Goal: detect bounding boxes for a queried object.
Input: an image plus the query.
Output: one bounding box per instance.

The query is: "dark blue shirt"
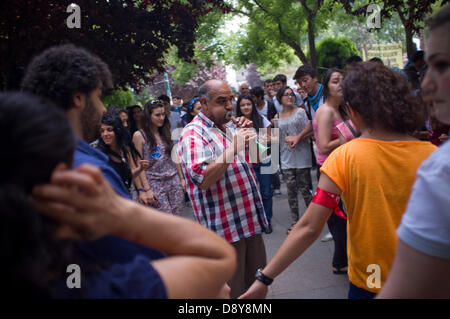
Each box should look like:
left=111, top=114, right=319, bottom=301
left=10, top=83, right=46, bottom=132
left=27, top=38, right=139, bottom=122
left=57, top=139, right=167, bottom=298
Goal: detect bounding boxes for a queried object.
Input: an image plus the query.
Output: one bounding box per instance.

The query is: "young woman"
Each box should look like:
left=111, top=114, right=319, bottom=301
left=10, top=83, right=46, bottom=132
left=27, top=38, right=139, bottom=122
left=378, top=5, right=450, bottom=298
left=127, top=105, right=144, bottom=136
left=275, top=86, right=313, bottom=233
left=133, top=100, right=186, bottom=215
left=312, top=69, right=350, bottom=275
left=118, top=109, right=129, bottom=130
left=236, top=94, right=274, bottom=234
left=181, top=97, right=202, bottom=127
left=97, top=114, right=155, bottom=204
left=240, top=62, right=436, bottom=299
left=1, top=91, right=236, bottom=298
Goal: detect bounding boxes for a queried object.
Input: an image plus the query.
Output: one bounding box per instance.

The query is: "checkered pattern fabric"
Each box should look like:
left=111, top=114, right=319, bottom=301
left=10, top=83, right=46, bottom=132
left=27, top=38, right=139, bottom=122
left=177, top=112, right=268, bottom=243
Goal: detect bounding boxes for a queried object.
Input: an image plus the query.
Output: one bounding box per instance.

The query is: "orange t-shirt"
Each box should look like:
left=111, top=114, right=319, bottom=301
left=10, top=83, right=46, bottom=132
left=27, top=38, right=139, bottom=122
left=321, top=138, right=436, bottom=293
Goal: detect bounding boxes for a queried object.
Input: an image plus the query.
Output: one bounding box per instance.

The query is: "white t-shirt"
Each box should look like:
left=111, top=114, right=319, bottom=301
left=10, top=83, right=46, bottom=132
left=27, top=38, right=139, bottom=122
left=256, top=101, right=268, bottom=119
left=261, top=115, right=271, bottom=128
left=397, top=140, right=450, bottom=259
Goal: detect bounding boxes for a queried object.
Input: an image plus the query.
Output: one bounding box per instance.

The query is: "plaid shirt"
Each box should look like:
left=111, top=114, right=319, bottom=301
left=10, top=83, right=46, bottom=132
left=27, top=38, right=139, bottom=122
left=177, top=112, right=268, bottom=243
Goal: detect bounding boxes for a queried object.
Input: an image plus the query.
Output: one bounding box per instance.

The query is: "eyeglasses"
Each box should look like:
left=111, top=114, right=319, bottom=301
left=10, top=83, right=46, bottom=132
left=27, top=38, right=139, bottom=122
left=282, top=93, right=295, bottom=97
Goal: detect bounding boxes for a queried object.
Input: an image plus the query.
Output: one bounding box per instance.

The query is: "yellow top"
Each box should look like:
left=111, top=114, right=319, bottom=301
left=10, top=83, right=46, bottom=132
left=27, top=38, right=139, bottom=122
left=321, top=138, right=436, bottom=293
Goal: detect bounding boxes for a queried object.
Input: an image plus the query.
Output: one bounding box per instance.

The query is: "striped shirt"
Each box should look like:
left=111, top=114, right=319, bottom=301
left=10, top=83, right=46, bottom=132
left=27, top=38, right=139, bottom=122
left=177, top=112, right=268, bottom=243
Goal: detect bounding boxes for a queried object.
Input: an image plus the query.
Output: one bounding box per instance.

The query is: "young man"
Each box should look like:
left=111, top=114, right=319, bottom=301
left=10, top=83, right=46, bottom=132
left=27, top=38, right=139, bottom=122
left=263, top=79, right=275, bottom=102
left=21, top=44, right=236, bottom=299
left=272, top=74, right=302, bottom=113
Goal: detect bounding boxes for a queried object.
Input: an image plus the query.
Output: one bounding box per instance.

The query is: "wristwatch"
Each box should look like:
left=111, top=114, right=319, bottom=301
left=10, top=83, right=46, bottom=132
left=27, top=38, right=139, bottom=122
left=255, top=268, right=273, bottom=286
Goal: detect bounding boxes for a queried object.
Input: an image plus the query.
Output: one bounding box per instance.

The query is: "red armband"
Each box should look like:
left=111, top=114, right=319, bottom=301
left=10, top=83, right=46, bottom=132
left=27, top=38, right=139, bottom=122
left=312, top=187, right=340, bottom=209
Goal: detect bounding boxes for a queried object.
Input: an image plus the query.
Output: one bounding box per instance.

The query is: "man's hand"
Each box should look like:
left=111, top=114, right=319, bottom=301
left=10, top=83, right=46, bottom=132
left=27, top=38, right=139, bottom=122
left=233, top=128, right=257, bottom=154
left=232, top=116, right=253, bottom=129
left=238, top=280, right=268, bottom=299
left=32, top=164, right=130, bottom=240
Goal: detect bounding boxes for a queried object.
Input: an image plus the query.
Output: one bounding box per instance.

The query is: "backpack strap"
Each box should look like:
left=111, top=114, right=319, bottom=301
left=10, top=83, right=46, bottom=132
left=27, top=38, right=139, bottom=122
left=344, top=120, right=361, bottom=138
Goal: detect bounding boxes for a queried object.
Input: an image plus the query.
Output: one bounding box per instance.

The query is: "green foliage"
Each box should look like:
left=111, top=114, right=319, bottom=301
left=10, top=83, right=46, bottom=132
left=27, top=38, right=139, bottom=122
left=0, top=0, right=228, bottom=90
left=103, top=89, right=136, bottom=108
left=317, top=37, right=360, bottom=69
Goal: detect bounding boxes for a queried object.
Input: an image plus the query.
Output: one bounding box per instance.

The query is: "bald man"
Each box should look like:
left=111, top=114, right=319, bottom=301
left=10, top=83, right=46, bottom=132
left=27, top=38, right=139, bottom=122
left=239, top=82, right=250, bottom=96
left=177, top=79, right=269, bottom=298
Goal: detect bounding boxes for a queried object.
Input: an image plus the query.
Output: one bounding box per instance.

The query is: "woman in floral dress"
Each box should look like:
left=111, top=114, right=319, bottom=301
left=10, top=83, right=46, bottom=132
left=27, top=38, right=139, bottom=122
left=132, top=100, right=186, bottom=215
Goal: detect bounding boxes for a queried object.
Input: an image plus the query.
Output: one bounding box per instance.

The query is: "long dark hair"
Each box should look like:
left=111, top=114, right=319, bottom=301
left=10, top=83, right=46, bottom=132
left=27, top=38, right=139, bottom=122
left=127, top=105, right=142, bottom=136
left=98, top=113, right=141, bottom=162
left=0, top=92, right=76, bottom=298
left=322, top=68, right=348, bottom=120
left=236, top=94, right=264, bottom=130
left=142, top=100, right=173, bottom=155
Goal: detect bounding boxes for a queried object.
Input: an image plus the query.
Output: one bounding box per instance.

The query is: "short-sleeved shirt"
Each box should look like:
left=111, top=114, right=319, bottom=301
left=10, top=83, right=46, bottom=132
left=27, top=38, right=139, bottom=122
left=320, top=138, right=436, bottom=293
left=278, top=108, right=312, bottom=169
left=71, top=139, right=166, bottom=297
left=397, top=140, right=450, bottom=259
left=53, top=256, right=167, bottom=298
left=177, top=112, right=268, bottom=243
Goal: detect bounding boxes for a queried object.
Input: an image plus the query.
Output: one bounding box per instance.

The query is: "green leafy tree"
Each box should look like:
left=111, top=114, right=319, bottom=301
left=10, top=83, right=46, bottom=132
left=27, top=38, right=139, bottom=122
left=228, top=0, right=335, bottom=70
left=316, top=37, right=360, bottom=78
left=335, top=0, right=449, bottom=57
left=0, top=0, right=229, bottom=90
left=103, top=89, right=136, bottom=108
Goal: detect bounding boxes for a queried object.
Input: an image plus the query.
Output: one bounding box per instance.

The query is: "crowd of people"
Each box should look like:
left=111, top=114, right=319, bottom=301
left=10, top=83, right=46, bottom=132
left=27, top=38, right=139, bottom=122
left=1, top=5, right=449, bottom=299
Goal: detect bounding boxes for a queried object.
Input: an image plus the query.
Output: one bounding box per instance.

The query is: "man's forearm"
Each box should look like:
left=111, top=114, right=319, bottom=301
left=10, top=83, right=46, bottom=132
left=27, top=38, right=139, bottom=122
left=199, top=145, right=236, bottom=190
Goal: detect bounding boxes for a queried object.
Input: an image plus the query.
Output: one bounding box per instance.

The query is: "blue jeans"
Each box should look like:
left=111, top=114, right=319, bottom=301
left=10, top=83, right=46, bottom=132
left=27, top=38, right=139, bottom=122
left=348, top=282, right=377, bottom=299
left=253, top=161, right=273, bottom=223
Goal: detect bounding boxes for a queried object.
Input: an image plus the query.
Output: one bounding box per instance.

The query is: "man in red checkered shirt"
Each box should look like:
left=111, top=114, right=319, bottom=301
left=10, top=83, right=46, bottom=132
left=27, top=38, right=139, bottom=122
left=177, top=79, right=269, bottom=298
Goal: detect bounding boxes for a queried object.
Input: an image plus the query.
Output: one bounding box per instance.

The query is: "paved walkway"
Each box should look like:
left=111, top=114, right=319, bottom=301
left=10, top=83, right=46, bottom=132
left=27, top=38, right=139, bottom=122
left=181, top=168, right=349, bottom=299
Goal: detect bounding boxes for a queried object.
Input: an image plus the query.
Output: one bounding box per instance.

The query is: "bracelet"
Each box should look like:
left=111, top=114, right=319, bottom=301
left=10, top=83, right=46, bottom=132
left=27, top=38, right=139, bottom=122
left=137, top=188, right=150, bottom=192
left=255, top=268, right=273, bottom=286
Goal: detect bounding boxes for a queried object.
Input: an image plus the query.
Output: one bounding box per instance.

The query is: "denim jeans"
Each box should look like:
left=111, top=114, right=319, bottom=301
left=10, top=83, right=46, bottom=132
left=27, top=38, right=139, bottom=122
left=253, top=161, right=273, bottom=223
left=348, top=282, right=377, bottom=299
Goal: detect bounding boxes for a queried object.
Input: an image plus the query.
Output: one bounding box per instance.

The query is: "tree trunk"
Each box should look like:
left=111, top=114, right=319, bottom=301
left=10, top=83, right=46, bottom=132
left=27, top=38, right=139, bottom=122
left=405, top=25, right=416, bottom=58
left=307, top=15, right=317, bottom=70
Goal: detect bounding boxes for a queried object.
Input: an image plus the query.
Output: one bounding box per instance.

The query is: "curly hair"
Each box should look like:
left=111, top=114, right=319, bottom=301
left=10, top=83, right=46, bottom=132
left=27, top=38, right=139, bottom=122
left=343, top=62, right=427, bottom=134
left=20, top=44, right=112, bottom=111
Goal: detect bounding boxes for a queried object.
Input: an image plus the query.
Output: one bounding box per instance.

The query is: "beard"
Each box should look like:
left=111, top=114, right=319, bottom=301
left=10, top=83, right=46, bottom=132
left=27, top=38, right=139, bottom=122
left=81, top=97, right=102, bottom=143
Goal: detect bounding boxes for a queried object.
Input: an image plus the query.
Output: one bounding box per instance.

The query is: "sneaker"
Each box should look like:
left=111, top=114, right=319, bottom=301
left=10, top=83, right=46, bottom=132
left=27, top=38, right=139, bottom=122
left=321, top=232, right=333, bottom=242
left=264, top=224, right=273, bottom=234
left=273, top=189, right=281, bottom=195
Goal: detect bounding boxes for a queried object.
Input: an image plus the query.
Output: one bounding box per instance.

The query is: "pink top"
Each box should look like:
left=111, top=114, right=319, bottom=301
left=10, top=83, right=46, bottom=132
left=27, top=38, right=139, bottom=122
left=336, top=120, right=359, bottom=142
left=313, top=117, right=343, bottom=165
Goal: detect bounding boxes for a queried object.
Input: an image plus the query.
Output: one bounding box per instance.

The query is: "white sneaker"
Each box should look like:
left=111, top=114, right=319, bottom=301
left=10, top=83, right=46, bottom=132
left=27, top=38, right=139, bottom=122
left=321, top=232, right=333, bottom=242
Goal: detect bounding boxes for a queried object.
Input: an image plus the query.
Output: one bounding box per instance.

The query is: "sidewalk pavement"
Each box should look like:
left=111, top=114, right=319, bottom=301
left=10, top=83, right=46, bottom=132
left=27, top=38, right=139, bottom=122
left=181, top=168, right=349, bottom=299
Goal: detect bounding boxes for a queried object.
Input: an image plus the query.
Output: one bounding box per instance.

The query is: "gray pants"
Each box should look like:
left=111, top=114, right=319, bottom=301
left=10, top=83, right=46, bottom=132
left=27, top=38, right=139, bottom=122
left=282, top=168, right=312, bottom=223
